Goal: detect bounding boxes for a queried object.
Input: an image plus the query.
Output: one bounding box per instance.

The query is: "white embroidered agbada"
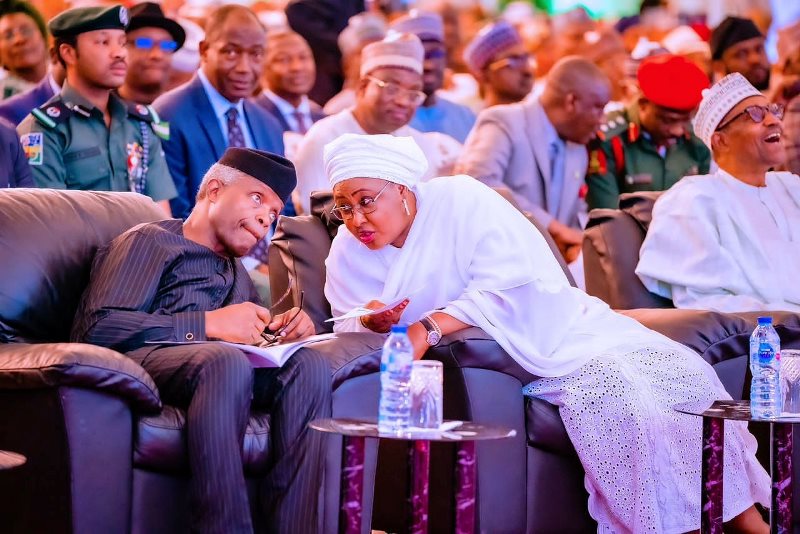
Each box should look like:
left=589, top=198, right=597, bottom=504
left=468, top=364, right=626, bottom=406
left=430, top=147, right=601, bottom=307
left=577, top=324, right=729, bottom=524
left=637, top=169, right=800, bottom=312
left=323, top=134, right=768, bottom=532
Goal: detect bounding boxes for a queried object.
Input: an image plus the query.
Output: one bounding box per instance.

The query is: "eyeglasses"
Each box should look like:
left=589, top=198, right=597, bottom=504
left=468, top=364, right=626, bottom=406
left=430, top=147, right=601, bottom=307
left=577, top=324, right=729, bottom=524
left=366, top=75, right=427, bottom=106
left=130, top=37, right=179, bottom=53
left=330, top=180, right=392, bottom=221
left=260, top=281, right=305, bottom=346
left=715, top=103, right=785, bottom=131
left=487, top=53, right=535, bottom=72
left=1, top=25, right=37, bottom=43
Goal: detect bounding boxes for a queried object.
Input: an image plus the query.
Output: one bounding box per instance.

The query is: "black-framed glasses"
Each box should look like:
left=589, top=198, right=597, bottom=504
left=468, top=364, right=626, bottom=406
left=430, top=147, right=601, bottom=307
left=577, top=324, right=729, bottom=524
left=130, top=37, right=178, bottom=53
left=715, top=103, right=785, bottom=131
left=260, top=290, right=305, bottom=346
left=366, top=75, right=427, bottom=106
left=330, top=180, right=392, bottom=221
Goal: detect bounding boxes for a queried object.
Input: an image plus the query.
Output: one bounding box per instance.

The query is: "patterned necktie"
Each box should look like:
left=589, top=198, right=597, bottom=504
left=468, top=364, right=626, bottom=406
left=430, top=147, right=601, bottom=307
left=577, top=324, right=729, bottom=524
left=293, top=110, right=309, bottom=134
left=225, top=107, right=245, bottom=148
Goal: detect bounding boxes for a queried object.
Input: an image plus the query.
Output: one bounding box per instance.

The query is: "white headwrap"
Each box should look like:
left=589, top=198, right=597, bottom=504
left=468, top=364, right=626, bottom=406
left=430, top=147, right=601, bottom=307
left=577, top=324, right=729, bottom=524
left=692, top=72, right=763, bottom=148
left=324, top=134, right=429, bottom=189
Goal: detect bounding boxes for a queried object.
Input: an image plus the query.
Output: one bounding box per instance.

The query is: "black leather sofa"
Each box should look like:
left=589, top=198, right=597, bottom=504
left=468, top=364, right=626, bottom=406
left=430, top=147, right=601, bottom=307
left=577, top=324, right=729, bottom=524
left=269, top=192, right=800, bottom=533
left=0, top=189, right=387, bottom=534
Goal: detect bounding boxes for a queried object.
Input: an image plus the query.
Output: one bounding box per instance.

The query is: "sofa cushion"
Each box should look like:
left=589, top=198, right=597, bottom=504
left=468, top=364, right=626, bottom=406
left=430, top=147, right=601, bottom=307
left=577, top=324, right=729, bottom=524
left=0, top=189, right=165, bottom=343
left=525, top=397, right=575, bottom=455
left=134, top=406, right=271, bottom=475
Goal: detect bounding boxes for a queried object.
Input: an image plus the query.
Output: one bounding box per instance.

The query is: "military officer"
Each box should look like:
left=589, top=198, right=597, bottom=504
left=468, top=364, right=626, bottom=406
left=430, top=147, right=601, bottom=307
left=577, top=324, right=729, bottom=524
left=586, top=54, right=711, bottom=210
left=17, top=4, right=175, bottom=216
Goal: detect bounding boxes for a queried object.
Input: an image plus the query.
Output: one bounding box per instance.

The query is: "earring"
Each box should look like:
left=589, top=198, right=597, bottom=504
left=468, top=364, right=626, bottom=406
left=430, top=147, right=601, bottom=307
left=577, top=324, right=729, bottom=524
left=402, top=198, right=410, bottom=216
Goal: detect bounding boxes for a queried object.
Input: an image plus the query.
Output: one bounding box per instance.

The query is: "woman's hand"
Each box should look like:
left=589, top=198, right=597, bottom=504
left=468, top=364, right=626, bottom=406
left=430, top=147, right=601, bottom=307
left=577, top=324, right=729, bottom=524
left=359, top=299, right=410, bottom=333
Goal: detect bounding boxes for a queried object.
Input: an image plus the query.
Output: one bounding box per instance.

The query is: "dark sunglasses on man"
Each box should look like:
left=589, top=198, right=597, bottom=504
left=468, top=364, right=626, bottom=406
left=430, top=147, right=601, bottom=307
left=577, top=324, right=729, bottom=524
left=130, top=36, right=179, bottom=53
left=715, top=102, right=785, bottom=131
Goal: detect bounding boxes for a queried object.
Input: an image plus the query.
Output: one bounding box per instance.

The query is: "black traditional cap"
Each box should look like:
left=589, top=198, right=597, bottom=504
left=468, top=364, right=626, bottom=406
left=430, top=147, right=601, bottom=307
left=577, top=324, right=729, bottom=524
left=218, top=148, right=297, bottom=204
left=127, top=2, right=186, bottom=50
left=49, top=5, right=128, bottom=39
left=710, top=16, right=764, bottom=60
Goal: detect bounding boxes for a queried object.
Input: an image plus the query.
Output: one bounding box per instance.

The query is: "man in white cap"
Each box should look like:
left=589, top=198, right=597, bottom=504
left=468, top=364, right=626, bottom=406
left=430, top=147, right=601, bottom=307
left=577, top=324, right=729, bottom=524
left=391, top=10, right=475, bottom=143
left=293, top=31, right=447, bottom=214
left=463, top=20, right=533, bottom=109
left=637, top=72, right=800, bottom=312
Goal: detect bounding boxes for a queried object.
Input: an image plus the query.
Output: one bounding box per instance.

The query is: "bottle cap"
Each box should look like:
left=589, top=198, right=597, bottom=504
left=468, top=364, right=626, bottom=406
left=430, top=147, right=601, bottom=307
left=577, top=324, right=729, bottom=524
left=390, top=325, right=408, bottom=333
left=757, top=316, right=772, bottom=325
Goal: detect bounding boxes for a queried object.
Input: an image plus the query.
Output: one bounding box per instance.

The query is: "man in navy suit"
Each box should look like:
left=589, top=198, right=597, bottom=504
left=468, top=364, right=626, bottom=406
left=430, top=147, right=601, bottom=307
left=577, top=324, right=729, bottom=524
left=0, top=52, right=64, bottom=125
left=255, top=30, right=325, bottom=135
left=153, top=5, right=284, bottom=220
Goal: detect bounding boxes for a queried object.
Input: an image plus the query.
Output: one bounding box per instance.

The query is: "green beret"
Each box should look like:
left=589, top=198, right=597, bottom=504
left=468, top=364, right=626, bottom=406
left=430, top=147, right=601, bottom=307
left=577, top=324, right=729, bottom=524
left=49, top=5, right=128, bottom=39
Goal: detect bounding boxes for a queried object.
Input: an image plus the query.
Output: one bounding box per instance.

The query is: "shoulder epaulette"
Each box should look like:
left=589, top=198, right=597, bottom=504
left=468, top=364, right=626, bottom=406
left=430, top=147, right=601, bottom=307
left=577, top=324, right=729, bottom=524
left=127, top=102, right=159, bottom=123
left=30, top=100, right=71, bottom=129
left=598, top=111, right=629, bottom=141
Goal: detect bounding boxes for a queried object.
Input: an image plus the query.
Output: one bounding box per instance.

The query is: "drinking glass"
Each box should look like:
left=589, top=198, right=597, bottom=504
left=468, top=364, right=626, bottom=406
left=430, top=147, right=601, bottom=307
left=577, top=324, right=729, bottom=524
left=410, top=360, right=443, bottom=429
left=782, top=350, right=800, bottom=415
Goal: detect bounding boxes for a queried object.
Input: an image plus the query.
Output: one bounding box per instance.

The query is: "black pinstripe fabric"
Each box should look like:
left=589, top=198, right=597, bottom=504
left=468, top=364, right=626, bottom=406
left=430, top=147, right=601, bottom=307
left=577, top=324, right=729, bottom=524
left=72, top=219, right=329, bottom=534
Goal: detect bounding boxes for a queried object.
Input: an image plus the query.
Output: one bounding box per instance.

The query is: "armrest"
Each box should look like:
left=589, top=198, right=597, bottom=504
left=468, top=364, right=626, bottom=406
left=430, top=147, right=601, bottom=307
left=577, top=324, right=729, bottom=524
left=299, top=332, right=384, bottom=389
left=428, top=327, right=538, bottom=385
left=621, top=308, right=756, bottom=366
left=0, top=342, right=161, bottom=413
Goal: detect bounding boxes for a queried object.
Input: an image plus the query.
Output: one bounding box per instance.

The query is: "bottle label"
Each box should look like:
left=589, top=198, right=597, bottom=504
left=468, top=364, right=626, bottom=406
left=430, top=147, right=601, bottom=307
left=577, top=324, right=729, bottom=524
left=758, top=343, right=776, bottom=364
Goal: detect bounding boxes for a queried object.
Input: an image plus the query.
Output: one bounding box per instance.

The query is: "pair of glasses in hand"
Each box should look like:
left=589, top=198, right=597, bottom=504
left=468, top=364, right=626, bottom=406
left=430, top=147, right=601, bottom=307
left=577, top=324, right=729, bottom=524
left=260, top=289, right=305, bottom=347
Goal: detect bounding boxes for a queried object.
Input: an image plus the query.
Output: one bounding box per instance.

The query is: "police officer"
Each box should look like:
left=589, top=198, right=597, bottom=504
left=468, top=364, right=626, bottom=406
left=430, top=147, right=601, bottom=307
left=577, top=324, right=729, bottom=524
left=17, top=4, right=175, bottom=216
left=586, top=54, right=711, bottom=210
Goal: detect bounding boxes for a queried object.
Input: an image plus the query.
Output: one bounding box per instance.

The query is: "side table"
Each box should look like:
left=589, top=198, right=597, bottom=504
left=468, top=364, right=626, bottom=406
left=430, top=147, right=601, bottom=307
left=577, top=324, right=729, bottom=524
left=0, top=450, right=26, bottom=471
left=309, top=418, right=516, bottom=534
left=675, top=399, right=795, bottom=534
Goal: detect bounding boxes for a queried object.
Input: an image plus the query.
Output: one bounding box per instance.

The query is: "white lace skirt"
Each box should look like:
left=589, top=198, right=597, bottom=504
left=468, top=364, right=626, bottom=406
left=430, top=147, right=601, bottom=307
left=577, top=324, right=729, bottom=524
left=523, top=344, right=770, bottom=534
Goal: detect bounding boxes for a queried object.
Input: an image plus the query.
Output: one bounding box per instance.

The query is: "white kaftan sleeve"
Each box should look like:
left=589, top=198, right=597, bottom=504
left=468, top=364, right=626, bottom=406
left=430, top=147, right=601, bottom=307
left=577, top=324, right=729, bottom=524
left=636, top=187, right=770, bottom=312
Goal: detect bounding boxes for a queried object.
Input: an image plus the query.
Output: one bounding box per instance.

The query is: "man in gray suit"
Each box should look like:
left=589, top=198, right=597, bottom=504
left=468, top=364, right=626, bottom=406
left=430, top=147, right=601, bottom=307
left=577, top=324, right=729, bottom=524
left=455, top=56, right=610, bottom=264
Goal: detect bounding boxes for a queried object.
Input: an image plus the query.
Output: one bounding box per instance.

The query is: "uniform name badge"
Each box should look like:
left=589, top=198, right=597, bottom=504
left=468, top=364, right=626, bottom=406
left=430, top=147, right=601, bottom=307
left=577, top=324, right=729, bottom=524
left=625, top=173, right=653, bottom=186
left=20, top=133, right=44, bottom=165
left=127, top=141, right=144, bottom=184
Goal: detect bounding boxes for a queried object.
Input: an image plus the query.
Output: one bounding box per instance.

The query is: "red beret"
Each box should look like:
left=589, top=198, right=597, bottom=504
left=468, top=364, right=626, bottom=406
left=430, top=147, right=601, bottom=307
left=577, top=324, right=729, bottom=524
left=637, top=54, right=710, bottom=112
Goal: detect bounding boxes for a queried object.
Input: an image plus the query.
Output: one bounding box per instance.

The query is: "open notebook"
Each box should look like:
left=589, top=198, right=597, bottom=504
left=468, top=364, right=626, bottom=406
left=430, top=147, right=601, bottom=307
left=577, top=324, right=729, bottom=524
left=145, top=333, right=337, bottom=368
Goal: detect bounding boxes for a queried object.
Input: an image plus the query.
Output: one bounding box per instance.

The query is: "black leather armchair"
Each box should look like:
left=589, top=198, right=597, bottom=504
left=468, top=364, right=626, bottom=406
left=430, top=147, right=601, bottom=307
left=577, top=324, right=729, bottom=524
left=0, top=189, right=385, bottom=534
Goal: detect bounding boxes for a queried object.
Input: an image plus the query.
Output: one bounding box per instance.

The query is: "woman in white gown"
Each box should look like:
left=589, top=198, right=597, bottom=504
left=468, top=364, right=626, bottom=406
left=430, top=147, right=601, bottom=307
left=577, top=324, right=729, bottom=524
left=322, top=133, right=770, bottom=533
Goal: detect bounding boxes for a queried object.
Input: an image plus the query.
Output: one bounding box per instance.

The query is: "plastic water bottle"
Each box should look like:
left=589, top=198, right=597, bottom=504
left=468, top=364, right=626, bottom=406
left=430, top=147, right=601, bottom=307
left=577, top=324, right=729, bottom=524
left=378, top=325, right=414, bottom=433
left=750, top=316, right=782, bottom=418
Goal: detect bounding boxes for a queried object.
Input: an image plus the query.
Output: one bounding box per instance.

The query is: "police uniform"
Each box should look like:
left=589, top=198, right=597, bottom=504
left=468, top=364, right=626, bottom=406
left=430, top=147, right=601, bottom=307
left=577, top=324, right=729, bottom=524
left=16, top=5, right=176, bottom=202
left=585, top=54, right=711, bottom=210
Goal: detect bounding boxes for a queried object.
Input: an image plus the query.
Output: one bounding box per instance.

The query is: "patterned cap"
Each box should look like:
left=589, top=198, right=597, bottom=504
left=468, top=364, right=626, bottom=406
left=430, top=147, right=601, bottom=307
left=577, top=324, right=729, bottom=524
left=692, top=73, right=762, bottom=148
left=390, top=10, right=444, bottom=42
left=360, top=32, right=424, bottom=78
left=338, top=13, right=388, bottom=58
left=49, top=4, right=128, bottom=38
left=463, top=21, right=522, bottom=74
